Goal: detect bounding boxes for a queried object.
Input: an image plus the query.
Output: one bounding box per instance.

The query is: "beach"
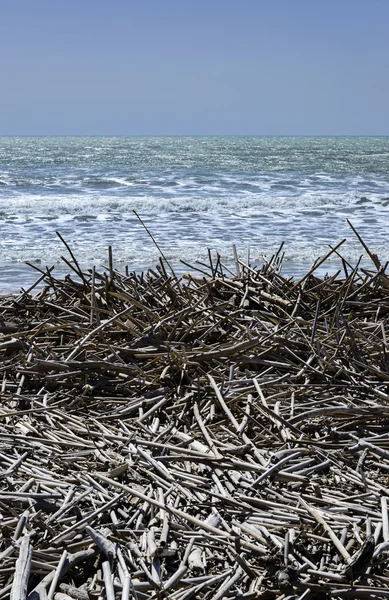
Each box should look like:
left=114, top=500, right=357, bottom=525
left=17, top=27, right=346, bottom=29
left=2, top=239, right=389, bottom=598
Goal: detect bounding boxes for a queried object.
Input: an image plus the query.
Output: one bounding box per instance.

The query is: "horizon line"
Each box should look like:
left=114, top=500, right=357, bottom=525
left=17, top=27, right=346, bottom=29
left=1, top=133, right=389, bottom=138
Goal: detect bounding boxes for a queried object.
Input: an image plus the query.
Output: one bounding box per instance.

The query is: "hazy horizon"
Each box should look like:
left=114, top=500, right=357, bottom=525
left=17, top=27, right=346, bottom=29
left=1, top=134, right=389, bottom=138
left=1, top=0, right=388, bottom=136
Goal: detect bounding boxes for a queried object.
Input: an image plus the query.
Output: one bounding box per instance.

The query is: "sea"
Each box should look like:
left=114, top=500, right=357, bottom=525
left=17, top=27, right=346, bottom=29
left=0, top=136, right=388, bottom=292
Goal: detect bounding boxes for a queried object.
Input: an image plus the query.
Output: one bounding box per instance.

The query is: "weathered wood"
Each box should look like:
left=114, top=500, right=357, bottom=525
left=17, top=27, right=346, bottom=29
left=10, top=534, right=32, bottom=600
left=1, top=232, right=389, bottom=598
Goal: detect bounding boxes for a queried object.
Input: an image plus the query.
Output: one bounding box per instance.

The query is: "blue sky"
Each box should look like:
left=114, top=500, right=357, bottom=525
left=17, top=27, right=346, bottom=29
left=1, top=0, right=388, bottom=135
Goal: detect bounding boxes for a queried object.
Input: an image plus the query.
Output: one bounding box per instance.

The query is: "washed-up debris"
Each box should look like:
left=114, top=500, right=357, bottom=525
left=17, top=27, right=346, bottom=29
left=1, top=226, right=389, bottom=599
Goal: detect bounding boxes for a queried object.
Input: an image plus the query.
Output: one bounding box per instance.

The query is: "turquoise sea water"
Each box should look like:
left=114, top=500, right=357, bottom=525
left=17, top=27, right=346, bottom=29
left=0, top=136, right=388, bottom=291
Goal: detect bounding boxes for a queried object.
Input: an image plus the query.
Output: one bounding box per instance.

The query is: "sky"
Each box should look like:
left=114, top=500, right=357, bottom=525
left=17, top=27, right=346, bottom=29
left=1, top=0, right=388, bottom=135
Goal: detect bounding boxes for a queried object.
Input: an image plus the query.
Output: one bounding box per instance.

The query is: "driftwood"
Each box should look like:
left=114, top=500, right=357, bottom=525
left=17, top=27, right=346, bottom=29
left=1, top=228, right=389, bottom=598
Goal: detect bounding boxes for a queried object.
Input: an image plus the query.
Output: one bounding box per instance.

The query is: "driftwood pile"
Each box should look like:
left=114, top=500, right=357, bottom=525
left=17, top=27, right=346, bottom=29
left=1, top=232, right=389, bottom=599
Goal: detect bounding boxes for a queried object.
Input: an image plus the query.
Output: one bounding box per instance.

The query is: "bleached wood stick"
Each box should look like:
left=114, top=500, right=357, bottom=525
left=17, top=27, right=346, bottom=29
left=11, top=534, right=32, bottom=600
left=300, top=498, right=352, bottom=565
left=48, top=551, right=68, bottom=600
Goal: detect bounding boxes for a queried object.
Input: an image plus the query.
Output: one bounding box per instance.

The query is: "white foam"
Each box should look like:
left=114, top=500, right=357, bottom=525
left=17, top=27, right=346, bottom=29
left=0, top=188, right=379, bottom=217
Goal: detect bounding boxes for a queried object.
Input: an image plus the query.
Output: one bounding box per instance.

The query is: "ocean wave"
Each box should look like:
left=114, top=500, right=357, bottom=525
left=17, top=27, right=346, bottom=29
left=0, top=190, right=386, bottom=218
left=0, top=166, right=388, bottom=193
left=82, top=177, right=136, bottom=187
